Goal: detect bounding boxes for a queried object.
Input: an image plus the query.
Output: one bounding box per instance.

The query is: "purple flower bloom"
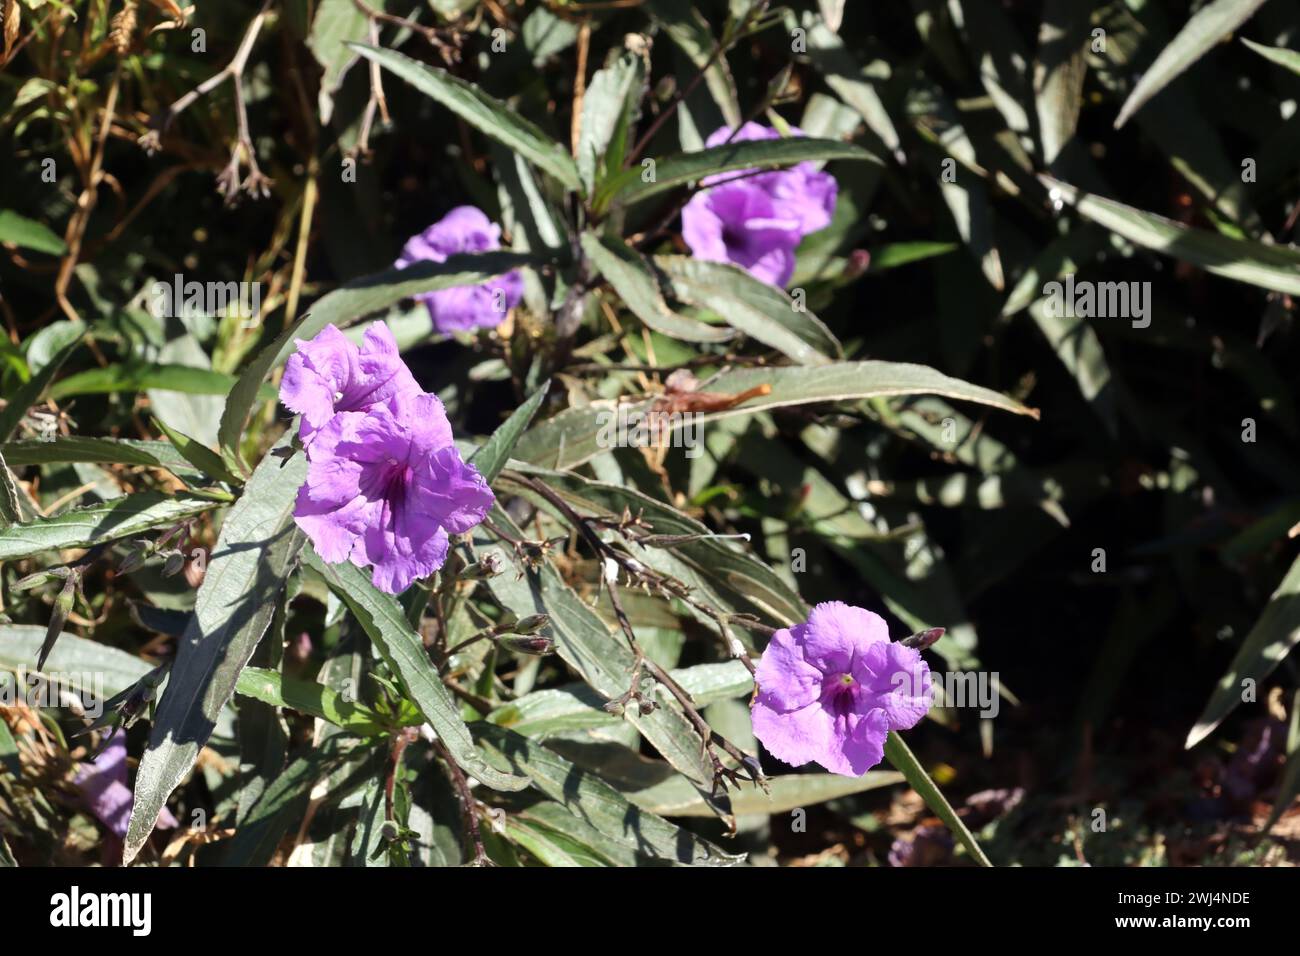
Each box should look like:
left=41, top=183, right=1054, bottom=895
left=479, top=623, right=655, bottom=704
left=396, top=206, right=524, bottom=333
left=681, top=123, right=838, bottom=288
left=291, top=390, right=494, bottom=594
left=751, top=601, right=931, bottom=776
left=75, top=730, right=177, bottom=839
left=279, top=322, right=421, bottom=446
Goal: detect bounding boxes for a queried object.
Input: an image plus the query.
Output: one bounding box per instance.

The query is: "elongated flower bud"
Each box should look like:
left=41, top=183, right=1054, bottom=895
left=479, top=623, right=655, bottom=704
left=498, top=634, right=556, bottom=656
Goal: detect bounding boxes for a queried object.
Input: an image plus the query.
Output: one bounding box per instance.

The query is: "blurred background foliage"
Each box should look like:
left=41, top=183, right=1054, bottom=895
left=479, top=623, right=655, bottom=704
left=1, top=0, right=1299, bottom=866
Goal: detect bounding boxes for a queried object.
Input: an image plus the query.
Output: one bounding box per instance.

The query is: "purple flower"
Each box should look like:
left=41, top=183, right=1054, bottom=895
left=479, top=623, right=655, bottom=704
left=888, top=824, right=954, bottom=867
left=681, top=123, right=838, bottom=288
left=751, top=601, right=931, bottom=776
left=280, top=322, right=421, bottom=446
left=291, top=390, right=494, bottom=594
left=75, top=730, right=177, bottom=839
left=396, top=206, right=524, bottom=333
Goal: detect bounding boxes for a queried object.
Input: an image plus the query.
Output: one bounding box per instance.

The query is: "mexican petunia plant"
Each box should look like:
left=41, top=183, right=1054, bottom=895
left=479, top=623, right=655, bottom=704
left=0, top=0, right=1097, bottom=868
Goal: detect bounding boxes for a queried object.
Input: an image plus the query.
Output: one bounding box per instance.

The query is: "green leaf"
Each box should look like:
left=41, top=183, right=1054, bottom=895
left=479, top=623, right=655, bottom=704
left=648, top=0, right=741, bottom=131
left=124, top=442, right=308, bottom=864
left=467, top=380, right=550, bottom=484
left=221, top=738, right=365, bottom=866
left=0, top=209, right=67, bottom=255
left=475, top=724, right=741, bottom=865
left=47, top=363, right=270, bottom=401
left=0, top=337, right=80, bottom=442
left=1241, top=37, right=1300, bottom=76
left=0, top=624, right=151, bottom=698
left=349, top=44, right=582, bottom=191
left=868, top=241, right=959, bottom=271
left=151, top=418, right=243, bottom=485
left=0, top=492, right=220, bottom=562
left=0, top=450, right=21, bottom=528
left=307, top=0, right=370, bottom=125
left=595, top=136, right=880, bottom=211
left=635, top=768, right=904, bottom=817
left=502, top=468, right=805, bottom=627
left=655, top=255, right=842, bottom=363
left=1034, top=0, right=1091, bottom=165
left=489, top=661, right=753, bottom=737
left=883, top=732, right=992, bottom=866
left=1045, top=176, right=1300, bottom=296
left=803, top=17, right=903, bottom=159
left=249, top=254, right=534, bottom=373
left=580, top=233, right=732, bottom=343
left=1114, top=0, right=1269, bottom=129
left=1187, top=554, right=1300, bottom=749
left=577, top=51, right=646, bottom=194
left=217, top=311, right=313, bottom=475
left=234, top=666, right=394, bottom=736
left=0, top=437, right=195, bottom=471
left=475, top=505, right=721, bottom=793
left=514, top=360, right=1038, bottom=469
left=305, top=550, right=531, bottom=793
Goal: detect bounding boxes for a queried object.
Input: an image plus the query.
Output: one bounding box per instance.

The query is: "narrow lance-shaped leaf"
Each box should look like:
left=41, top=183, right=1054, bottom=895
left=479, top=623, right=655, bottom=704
left=467, top=380, right=550, bottom=484
left=252, top=255, right=534, bottom=376
left=349, top=43, right=582, bottom=191
left=475, top=724, right=740, bottom=865
left=1045, top=175, right=1300, bottom=297
left=595, top=137, right=881, bottom=212
left=580, top=233, right=732, bottom=343
left=475, top=505, right=723, bottom=796
left=0, top=624, right=152, bottom=698
left=1187, top=554, right=1300, bottom=749
left=514, top=361, right=1038, bottom=469
left=0, top=337, right=80, bottom=442
left=218, top=310, right=314, bottom=475
left=234, top=666, right=395, bottom=736
left=49, top=364, right=272, bottom=402
left=0, top=449, right=20, bottom=528
left=576, top=51, right=645, bottom=194
left=1241, top=37, right=1300, bottom=76
left=1114, top=0, right=1269, bottom=129
left=151, top=417, right=243, bottom=486
left=0, top=209, right=67, bottom=255
left=305, top=550, right=531, bottom=793
left=0, top=493, right=220, bottom=562
left=0, top=437, right=197, bottom=471
left=883, top=731, right=992, bottom=867
left=124, top=441, right=308, bottom=864
left=655, top=255, right=842, bottom=363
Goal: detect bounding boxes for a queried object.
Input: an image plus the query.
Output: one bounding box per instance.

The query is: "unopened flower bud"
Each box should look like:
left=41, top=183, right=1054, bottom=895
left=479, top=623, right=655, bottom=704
left=12, top=568, right=65, bottom=592
left=498, top=634, right=556, bottom=656
left=161, top=550, right=186, bottom=577
left=514, top=613, right=549, bottom=635
left=603, top=699, right=626, bottom=717
left=901, top=627, right=944, bottom=651
left=117, top=541, right=152, bottom=576
left=463, top=553, right=504, bottom=579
